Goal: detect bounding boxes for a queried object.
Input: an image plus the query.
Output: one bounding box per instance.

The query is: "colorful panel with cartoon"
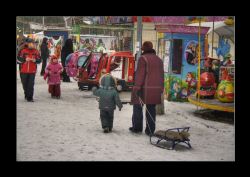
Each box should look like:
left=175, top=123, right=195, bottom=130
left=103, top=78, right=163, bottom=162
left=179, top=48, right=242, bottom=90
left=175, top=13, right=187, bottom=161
left=164, top=33, right=205, bottom=101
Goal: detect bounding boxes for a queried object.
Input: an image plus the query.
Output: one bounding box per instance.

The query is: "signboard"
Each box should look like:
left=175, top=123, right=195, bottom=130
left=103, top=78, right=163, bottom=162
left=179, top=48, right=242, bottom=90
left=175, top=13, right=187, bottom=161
left=164, top=40, right=171, bottom=73
left=79, top=35, right=117, bottom=52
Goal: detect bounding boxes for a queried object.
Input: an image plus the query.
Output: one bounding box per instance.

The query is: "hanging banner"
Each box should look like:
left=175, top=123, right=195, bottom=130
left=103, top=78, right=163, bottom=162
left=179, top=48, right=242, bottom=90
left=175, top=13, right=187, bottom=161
left=79, top=35, right=117, bottom=52
left=46, top=36, right=63, bottom=60
left=98, top=16, right=133, bottom=24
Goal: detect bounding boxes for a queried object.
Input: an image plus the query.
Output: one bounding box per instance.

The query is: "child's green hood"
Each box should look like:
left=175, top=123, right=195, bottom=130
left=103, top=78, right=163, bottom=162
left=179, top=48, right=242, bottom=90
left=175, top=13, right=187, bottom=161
left=100, top=74, right=116, bottom=90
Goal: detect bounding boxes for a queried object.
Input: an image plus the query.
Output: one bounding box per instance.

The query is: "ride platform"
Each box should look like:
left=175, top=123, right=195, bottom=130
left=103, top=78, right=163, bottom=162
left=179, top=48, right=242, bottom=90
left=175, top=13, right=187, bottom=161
left=188, top=93, right=234, bottom=112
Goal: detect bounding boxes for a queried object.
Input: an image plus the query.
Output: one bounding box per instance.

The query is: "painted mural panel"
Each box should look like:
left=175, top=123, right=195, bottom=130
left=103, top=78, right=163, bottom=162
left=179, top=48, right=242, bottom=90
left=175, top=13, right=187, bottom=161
left=185, top=40, right=198, bottom=65
left=164, top=33, right=205, bottom=101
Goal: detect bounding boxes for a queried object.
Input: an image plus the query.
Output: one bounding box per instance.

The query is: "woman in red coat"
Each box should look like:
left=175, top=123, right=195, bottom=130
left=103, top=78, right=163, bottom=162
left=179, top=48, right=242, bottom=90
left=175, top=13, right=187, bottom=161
left=17, top=38, right=41, bottom=102
left=129, top=41, right=164, bottom=135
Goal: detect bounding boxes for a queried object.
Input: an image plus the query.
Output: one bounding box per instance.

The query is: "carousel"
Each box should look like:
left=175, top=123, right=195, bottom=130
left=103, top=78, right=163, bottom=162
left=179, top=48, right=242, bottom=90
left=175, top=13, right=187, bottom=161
left=187, top=16, right=234, bottom=113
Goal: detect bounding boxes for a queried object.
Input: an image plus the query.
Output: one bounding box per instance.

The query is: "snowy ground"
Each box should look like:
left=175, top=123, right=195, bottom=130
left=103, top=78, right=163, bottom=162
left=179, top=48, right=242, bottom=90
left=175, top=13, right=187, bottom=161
left=17, top=65, right=235, bottom=161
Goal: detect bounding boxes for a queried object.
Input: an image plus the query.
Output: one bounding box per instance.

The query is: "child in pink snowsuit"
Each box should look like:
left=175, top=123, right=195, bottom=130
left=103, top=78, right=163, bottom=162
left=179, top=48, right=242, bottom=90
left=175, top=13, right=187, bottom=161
left=44, top=55, right=63, bottom=98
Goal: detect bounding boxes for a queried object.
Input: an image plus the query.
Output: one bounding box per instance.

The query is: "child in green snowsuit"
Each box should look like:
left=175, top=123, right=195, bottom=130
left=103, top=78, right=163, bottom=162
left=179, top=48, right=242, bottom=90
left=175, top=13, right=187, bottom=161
left=93, top=74, right=123, bottom=133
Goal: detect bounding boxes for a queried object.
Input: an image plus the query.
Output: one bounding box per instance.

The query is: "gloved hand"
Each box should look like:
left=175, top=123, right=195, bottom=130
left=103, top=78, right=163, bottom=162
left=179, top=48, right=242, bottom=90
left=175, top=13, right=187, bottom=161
left=26, top=57, right=31, bottom=62
left=136, top=90, right=142, bottom=97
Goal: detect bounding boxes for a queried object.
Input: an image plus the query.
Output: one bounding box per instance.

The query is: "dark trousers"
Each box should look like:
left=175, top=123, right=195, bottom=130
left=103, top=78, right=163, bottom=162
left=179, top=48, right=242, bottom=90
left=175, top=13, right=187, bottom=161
left=19, top=64, right=21, bottom=78
left=62, top=68, right=70, bottom=82
left=48, top=84, right=61, bottom=97
left=132, top=104, right=156, bottom=134
left=40, top=58, right=47, bottom=75
left=100, top=109, right=114, bottom=129
left=20, top=73, right=35, bottom=100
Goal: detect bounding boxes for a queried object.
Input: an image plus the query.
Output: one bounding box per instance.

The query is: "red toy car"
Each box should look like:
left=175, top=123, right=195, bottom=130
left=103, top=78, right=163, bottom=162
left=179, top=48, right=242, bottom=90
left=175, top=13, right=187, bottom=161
left=77, top=51, right=135, bottom=91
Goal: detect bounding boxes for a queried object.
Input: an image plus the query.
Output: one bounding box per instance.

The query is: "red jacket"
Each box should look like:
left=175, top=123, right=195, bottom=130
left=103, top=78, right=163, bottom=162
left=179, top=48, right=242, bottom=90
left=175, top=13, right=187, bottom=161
left=17, top=48, right=41, bottom=73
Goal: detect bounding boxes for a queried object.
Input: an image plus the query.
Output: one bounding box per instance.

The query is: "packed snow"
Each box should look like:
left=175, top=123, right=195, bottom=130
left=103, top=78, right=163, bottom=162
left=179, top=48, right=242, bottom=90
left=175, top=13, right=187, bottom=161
left=17, top=65, right=235, bottom=161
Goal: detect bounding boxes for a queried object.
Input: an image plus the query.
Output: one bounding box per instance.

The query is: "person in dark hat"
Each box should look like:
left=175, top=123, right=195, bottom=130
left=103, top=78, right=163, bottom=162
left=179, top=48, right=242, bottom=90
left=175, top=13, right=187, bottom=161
left=129, top=41, right=164, bottom=136
left=61, top=39, right=73, bottom=82
left=40, top=37, right=49, bottom=76
left=17, top=38, right=41, bottom=102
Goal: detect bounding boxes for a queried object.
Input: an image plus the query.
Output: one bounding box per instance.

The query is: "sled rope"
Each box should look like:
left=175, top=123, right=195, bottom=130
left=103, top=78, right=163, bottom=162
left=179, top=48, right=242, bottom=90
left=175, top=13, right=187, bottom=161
left=138, top=96, right=156, bottom=135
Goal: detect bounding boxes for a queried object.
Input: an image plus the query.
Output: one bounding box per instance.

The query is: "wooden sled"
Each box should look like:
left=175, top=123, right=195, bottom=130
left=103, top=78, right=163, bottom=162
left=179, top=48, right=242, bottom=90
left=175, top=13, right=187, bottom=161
left=150, top=127, right=192, bottom=150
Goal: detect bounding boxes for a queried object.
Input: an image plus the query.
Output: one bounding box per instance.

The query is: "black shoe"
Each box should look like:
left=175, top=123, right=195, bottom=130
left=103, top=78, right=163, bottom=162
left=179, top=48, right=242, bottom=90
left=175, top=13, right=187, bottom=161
left=145, top=131, right=152, bottom=136
left=109, top=128, right=112, bottom=132
left=103, top=127, right=109, bottom=133
left=26, top=96, right=34, bottom=102
left=129, top=127, right=141, bottom=133
left=25, top=96, right=27, bottom=100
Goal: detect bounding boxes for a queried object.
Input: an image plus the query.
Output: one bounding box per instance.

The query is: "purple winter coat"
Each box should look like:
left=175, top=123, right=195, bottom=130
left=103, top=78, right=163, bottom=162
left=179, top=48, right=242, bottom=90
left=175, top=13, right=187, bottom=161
left=131, top=52, right=164, bottom=105
left=45, top=62, right=63, bottom=85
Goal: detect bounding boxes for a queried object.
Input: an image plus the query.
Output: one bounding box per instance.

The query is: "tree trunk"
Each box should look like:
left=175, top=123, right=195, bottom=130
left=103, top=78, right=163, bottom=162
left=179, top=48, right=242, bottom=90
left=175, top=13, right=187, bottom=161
left=156, top=93, right=165, bottom=115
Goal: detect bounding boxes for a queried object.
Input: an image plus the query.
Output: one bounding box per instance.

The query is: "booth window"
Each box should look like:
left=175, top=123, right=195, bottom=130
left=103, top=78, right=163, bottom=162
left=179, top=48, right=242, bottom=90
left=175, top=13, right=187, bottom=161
left=172, top=39, right=183, bottom=74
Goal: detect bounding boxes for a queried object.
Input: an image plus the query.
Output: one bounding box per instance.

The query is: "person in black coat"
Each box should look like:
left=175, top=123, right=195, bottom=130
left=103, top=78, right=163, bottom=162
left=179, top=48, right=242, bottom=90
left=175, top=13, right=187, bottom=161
left=40, top=37, right=49, bottom=76
left=61, top=39, right=74, bottom=82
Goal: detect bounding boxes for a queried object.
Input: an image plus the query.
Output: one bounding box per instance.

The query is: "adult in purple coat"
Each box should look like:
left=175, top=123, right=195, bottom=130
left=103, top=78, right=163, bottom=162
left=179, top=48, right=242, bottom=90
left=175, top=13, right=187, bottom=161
left=129, top=41, right=164, bottom=135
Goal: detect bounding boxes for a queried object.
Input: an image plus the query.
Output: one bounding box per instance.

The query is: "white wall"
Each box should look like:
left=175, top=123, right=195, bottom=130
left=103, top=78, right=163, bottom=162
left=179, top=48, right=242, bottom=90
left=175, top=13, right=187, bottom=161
left=133, top=22, right=157, bottom=55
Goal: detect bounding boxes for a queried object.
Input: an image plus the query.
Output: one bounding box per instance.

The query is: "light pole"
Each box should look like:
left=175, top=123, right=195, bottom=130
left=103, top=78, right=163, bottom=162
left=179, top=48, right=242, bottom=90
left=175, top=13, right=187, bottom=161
left=135, top=16, right=142, bottom=71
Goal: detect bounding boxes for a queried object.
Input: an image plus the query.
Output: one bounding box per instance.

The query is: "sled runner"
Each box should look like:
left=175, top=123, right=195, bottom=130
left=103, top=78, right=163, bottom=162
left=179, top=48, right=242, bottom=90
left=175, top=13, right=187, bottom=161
left=150, top=127, right=192, bottom=150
